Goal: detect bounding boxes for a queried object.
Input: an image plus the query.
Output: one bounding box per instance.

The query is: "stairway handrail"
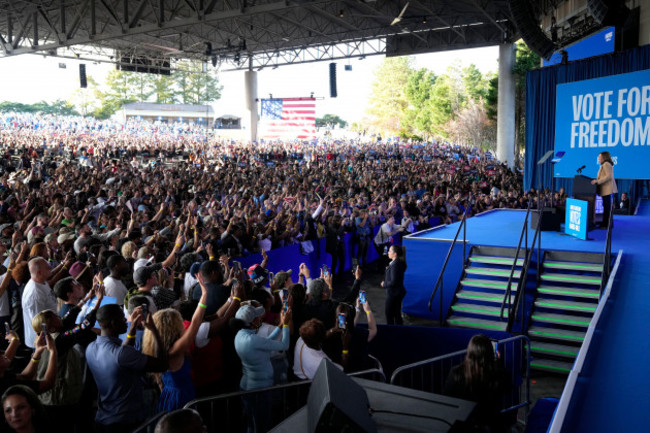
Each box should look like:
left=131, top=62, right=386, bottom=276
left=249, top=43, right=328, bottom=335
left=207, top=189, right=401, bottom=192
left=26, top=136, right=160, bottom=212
left=600, top=203, right=614, bottom=296
left=507, top=203, right=543, bottom=332
left=428, top=210, right=469, bottom=325
left=500, top=205, right=532, bottom=322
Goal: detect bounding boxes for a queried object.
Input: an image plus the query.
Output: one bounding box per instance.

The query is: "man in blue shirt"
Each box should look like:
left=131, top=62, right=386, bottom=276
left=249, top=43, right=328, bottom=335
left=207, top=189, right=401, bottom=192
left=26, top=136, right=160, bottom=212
left=86, top=304, right=168, bottom=432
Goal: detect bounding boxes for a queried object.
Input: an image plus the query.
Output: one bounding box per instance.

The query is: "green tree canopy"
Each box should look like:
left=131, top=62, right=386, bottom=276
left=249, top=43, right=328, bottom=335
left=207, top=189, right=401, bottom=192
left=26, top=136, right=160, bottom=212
left=316, top=114, right=347, bottom=128
left=366, top=56, right=414, bottom=135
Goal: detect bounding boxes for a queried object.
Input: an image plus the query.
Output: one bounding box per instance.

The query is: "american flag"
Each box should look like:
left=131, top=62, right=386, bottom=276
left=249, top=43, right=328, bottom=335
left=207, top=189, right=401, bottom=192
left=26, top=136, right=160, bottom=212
left=260, top=97, right=316, bottom=139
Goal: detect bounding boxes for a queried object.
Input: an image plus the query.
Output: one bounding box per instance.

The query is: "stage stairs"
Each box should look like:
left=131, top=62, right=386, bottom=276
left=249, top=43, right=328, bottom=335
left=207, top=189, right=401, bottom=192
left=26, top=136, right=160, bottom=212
left=446, top=245, right=525, bottom=332
left=528, top=250, right=605, bottom=374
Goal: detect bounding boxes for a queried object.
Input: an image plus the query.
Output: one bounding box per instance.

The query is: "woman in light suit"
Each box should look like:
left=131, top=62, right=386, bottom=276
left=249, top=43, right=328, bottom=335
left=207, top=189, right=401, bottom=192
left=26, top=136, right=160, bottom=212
left=591, top=151, right=617, bottom=228
left=381, top=245, right=407, bottom=325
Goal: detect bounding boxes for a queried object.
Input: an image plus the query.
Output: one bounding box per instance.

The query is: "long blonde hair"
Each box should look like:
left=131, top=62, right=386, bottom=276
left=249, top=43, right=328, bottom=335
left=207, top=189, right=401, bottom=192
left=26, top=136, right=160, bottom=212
left=142, top=308, right=185, bottom=357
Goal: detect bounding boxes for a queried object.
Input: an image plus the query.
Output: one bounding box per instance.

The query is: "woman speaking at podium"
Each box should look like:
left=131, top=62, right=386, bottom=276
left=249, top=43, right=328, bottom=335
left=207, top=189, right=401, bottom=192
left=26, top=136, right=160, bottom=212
left=591, top=151, right=617, bottom=228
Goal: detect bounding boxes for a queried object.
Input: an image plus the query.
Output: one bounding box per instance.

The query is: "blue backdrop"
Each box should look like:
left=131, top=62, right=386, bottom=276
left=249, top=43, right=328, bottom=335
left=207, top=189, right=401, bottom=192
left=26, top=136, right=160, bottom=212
left=553, top=69, right=650, bottom=179
left=524, top=45, right=650, bottom=203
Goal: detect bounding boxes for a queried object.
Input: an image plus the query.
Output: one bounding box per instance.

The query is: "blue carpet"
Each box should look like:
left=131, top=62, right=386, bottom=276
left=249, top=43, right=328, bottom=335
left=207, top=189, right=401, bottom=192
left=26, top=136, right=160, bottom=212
left=560, top=201, right=650, bottom=433
left=410, top=207, right=650, bottom=431
left=412, top=209, right=624, bottom=254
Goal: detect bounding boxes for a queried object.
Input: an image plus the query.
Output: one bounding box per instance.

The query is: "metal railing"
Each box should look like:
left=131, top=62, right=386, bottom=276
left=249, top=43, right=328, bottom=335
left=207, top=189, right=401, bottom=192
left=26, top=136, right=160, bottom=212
left=390, top=335, right=531, bottom=417
left=500, top=205, right=532, bottom=323
left=506, top=205, right=543, bottom=332
left=428, top=210, right=469, bottom=325
left=132, top=368, right=385, bottom=433
left=600, top=202, right=614, bottom=296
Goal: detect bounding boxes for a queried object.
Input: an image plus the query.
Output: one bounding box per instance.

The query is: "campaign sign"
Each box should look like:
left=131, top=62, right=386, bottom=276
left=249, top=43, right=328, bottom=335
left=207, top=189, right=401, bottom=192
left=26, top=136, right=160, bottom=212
left=565, top=198, right=588, bottom=240
left=553, top=69, right=650, bottom=179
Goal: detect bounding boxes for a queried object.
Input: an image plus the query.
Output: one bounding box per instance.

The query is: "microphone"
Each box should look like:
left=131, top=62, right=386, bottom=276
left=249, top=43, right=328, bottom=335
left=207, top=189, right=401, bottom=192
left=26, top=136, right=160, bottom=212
left=576, top=165, right=586, bottom=174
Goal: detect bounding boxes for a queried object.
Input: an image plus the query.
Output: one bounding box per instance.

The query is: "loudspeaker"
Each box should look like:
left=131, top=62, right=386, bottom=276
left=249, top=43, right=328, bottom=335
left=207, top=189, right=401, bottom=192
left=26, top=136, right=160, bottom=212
left=307, top=360, right=376, bottom=433
left=79, top=64, right=87, bottom=88
left=329, top=62, right=337, bottom=98
left=531, top=208, right=562, bottom=231
left=508, top=0, right=556, bottom=60
left=587, top=0, right=630, bottom=26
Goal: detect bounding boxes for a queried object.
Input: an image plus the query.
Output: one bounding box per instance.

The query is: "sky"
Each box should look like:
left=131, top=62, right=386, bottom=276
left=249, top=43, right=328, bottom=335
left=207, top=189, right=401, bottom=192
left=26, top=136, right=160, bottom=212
left=0, top=46, right=499, bottom=123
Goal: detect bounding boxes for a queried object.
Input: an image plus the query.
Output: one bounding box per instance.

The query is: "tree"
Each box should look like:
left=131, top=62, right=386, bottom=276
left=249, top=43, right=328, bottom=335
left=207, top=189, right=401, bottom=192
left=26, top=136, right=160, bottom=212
left=316, top=114, right=347, bottom=128
left=447, top=102, right=495, bottom=149
left=463, top=64, right=489, bottom=103
left=101, top=69, right=139, bottom=115
left=150, top=74, right=179, bottom=104
left=402, top=68, right=437, bottom=139
left=176, top=61, right=222, bottom=104
left=365, top=56, right=414, bottom=135
left=69, top=76, right=103, bottom=116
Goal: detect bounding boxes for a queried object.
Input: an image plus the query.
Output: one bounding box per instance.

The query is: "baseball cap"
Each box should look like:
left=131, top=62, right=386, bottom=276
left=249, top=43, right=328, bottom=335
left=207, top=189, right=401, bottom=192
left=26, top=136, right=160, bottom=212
left=133, top=263, right=162, bottom=287
left=274, top=270, right=293, bottom=288
left=235, top=304, right=266, bottom=326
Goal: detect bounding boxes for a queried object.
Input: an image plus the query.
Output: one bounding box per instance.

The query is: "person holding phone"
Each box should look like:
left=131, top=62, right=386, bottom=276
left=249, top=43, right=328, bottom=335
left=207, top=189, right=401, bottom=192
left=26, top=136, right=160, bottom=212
left=591, top=151, right=618, bottom=228
left=231, top=301, right=292, bottom=433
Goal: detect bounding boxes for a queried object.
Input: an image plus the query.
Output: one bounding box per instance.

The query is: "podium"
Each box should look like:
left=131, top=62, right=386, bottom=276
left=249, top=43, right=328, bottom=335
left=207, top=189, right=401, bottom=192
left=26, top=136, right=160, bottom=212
left=573, top=175, right=597, bottom=230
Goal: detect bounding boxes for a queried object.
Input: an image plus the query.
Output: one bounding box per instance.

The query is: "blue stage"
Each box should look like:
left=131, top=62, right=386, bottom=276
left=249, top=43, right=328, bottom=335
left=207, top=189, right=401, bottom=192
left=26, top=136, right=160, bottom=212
left=402, top=205, right=650, bottom=432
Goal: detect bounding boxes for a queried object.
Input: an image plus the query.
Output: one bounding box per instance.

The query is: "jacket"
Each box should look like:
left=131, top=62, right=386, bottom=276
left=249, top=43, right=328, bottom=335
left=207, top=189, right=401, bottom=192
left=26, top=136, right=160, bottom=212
left=596, top=161, right=617, bottom=196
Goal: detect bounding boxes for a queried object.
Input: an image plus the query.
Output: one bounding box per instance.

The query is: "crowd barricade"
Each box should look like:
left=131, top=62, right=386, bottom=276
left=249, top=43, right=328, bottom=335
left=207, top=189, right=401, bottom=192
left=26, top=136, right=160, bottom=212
left=234, top=225, right=403, bottom=279
left=132, top=368, right=385, bottom=433
left=389, top=334, right=530, bottom=416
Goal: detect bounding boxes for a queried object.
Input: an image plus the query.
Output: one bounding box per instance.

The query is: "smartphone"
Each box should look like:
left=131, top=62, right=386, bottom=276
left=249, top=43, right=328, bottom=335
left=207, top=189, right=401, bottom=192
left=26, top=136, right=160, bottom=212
left=233, top=260, right=242, bottom=273
left=359, top=290, right=366, bottom=304
left=41, top=323, right=48, bottom=334
left=337, top=313, right=346, bottom=329
left=490, top=339, right=498, bottom=357
left=141, top=303, right=149, bottom=318
left=4, top=322, right=10, bottom=334
left=281, top=289, right=289, bottom=303
left=322, top=264, right=330, bottom=278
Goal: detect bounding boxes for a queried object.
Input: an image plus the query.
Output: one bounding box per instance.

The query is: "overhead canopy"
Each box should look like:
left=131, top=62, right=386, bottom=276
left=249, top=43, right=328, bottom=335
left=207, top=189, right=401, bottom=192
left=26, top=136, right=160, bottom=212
left=0, top=0, right=519, bottom=70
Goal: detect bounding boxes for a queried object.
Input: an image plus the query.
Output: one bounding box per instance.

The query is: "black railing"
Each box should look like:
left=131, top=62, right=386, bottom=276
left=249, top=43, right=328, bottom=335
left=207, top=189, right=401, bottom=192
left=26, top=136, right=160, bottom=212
left=500, top=205, right=532, bottom=322
left=600, top=202, right=614, bottom=296
left=428, top=210, right=468, bottom=326
left=506, top=206, right=543, bottom=332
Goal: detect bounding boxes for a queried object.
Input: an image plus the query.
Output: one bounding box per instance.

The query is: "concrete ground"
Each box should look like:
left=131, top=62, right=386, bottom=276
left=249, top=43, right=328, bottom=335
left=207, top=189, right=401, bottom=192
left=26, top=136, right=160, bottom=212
left=331, top=265, right=567, bottom=428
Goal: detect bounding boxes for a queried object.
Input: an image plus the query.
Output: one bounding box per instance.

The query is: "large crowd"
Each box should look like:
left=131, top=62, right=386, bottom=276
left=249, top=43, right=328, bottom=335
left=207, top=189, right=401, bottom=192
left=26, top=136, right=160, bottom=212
left=0, top=112, right=541, bottom=432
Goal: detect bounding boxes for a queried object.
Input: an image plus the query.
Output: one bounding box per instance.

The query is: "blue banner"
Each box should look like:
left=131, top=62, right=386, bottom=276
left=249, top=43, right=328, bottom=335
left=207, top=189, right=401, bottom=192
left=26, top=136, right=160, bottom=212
left=544, top=27, right=615, bottom=67
left=553, top=69, right=650, bottom=179
left=565, top=198, right=588, bottom=240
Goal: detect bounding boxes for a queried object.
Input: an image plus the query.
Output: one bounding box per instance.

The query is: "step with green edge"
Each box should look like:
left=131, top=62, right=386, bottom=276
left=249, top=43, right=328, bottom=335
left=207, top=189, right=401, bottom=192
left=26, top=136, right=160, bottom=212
left=470, top=255, right=524, bottom=267
left=528, top=326, right=585, bottom=343
left=531, top=312, right=591, bottom=327
left=544, top=260, right=603, bottom=272
left=534, top=298, right=597, bottom=313
left=530, top=342, right=580, bottom=359
left=530, top=358, right=574, bottom=374
left=446, top=316, right=507, bottom=331
left=541, top=273, right=601, bottom=285
left=460, top=278, right=515, bottom=292
left=465, top=267, right=521, bottom=279
left=456, top=290, right=505, bottom=304
left=450, top=303, right=509, bottom=318
left=537, top=285, right=600, bottom=300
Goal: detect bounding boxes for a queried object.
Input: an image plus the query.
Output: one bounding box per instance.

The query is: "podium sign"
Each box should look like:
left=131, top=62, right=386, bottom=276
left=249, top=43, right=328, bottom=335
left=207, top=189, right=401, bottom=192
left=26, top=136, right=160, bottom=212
left=566, top=198, right=588, bottom=240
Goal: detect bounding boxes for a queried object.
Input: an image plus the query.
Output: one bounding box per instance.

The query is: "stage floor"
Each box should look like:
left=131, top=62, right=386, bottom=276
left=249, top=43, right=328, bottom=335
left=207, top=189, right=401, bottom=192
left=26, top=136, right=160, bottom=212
left=409, top=206, right=650, bottom=432
left=410, top=208, right=632, bottom=255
